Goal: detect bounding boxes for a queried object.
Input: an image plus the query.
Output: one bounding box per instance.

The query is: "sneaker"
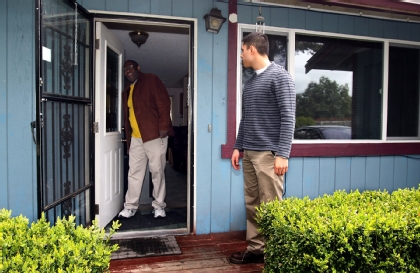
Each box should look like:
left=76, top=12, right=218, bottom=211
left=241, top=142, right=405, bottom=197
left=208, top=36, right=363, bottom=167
left=229, top=250, right=264, bottom=264
left=154, top=208, right=166, bottom=218
left=118, top=208, right=136, bottom=218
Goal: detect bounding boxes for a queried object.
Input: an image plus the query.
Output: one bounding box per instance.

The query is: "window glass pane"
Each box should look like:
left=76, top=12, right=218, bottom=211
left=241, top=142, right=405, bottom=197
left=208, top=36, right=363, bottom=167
left=294, top=34, right=383, bottom=140
left=106, top=46, right=119, bottom=132
left=387, top=46, right=420, bottom=138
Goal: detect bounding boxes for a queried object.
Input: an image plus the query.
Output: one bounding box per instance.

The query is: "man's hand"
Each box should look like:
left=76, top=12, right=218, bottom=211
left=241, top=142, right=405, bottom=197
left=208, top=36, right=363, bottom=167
left=231, top=149, right=241, bottom=170
left=159, top=130, right=168, bottom=138
left=274, top=157, right=288, bottom=176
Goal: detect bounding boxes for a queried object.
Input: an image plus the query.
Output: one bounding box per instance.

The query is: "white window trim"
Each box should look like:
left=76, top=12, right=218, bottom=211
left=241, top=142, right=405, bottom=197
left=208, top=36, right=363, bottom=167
left=236, top=23, right=420, bottom=143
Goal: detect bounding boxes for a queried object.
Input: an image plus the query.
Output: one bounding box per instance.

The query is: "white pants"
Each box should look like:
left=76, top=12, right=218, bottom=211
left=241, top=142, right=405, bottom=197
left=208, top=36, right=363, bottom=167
left=124, top=137, right=168, bottom=210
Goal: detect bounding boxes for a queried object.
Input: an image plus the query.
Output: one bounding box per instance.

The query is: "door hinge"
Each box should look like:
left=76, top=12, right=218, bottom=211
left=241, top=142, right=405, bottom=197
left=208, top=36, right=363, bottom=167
left=93, top=122, right=98, bottom=133
left=95, top=39, right=100, bottom=50
left=95, top=204, right=99, bottom=214
left=39, top=77, right=44, bottom=87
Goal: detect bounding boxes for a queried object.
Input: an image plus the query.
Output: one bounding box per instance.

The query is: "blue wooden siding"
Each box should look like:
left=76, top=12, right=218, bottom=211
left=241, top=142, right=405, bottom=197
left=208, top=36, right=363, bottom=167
left=1, top=0, right=420, bottom=235
left=0, top=0, right=37, bottom=221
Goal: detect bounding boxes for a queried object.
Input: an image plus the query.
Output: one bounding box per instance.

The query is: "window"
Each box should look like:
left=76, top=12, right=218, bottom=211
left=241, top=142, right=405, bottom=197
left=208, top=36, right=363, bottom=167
left=237, top=26, right=420, bottom=143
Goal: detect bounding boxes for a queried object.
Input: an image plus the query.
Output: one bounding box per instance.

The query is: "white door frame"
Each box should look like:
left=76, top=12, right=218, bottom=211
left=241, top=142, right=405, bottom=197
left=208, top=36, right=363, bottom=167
left=92, top=14, right=197, bottom=237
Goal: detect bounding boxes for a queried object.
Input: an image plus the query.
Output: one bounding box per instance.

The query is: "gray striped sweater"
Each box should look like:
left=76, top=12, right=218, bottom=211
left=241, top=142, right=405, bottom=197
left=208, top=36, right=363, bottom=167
left=234, top=62, right=296, bottom=158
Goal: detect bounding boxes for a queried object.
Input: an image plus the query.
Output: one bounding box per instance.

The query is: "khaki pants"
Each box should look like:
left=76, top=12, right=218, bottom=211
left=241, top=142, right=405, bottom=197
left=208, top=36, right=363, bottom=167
left=243, top=150, right=284, bottom=254
left=124, top=136, right=168, bottom=210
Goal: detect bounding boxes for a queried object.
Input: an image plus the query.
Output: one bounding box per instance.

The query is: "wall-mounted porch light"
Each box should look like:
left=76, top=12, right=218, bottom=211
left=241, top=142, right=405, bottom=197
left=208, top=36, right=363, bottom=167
left=203, top=8, right=227, bottom=34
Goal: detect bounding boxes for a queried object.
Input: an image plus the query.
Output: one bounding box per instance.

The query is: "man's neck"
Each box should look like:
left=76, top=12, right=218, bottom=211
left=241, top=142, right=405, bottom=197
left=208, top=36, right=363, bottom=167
left=253, top=57, right=271, bottom=71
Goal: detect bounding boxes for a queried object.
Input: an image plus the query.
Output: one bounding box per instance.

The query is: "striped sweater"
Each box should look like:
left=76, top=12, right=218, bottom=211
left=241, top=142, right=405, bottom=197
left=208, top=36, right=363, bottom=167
left=234, top=62, right=296, bottom=158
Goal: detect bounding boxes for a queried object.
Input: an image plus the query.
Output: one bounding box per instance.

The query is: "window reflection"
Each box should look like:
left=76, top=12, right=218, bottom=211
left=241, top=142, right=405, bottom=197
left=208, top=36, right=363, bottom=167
left=294, top=35, right=383, bottom=140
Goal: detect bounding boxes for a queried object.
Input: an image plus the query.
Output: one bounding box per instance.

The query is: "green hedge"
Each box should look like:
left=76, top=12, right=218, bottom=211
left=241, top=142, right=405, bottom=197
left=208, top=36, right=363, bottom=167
left=0, top=209, right=120, bottom=273
left=257, top=187, right=420, bottom=273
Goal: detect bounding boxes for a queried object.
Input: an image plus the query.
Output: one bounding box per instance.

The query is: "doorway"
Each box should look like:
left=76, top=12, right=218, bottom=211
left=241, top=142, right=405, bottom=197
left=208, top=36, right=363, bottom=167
left=94, top=18, right=193, bottom=237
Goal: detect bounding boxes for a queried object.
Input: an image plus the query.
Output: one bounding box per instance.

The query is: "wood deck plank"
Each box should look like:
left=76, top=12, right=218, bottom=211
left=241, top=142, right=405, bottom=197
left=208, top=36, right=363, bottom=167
left=109, top=231, right=265, bottom=273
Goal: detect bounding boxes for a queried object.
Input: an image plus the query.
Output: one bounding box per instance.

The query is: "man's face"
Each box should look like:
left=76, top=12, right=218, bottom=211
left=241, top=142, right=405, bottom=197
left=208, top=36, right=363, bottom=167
left=240, top=44, right=253, bottom=69
left=124, top=62, right=140, bottom=83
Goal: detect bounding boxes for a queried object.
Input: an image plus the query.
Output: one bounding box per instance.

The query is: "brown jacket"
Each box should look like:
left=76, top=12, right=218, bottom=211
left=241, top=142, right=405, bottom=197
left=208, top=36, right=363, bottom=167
left=122, top=71, right=174, bottom=152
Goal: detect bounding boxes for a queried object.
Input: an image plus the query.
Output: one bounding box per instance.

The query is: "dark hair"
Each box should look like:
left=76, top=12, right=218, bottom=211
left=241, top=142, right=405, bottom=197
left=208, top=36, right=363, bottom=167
left=242, top=32, right=269, bottom=56
left=124, top=60, right=139, bottom=67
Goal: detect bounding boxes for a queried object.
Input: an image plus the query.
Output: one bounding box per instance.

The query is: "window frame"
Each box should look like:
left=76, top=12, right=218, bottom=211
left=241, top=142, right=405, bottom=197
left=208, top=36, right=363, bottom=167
left=220, top=23, right=420, bottom=158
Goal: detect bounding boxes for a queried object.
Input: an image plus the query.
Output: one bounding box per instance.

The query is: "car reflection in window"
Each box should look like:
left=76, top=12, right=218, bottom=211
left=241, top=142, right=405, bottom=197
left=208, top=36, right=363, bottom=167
left=294, top=126, right=351, bottom=139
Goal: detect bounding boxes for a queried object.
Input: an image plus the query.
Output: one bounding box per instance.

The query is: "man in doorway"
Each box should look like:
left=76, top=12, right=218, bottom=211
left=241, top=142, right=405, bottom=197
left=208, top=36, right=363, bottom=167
left=230, top=32, right=296, bottom=264
left=119, top=60, right=174, bottom=219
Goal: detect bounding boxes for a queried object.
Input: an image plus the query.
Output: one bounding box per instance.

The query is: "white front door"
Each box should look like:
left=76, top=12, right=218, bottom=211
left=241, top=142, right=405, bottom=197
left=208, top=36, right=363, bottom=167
left=94, top=22, right=125, bottom=228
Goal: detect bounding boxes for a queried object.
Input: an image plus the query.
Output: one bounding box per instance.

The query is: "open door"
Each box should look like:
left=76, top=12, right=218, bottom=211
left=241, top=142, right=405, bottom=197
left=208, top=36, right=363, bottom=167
left=94, top=22, right=125, bottom=228
left=37, top=0, right=93, bottom=226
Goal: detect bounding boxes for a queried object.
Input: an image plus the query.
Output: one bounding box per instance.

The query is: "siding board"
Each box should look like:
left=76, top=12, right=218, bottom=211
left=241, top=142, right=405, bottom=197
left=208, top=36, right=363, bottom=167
left=350, top=157, right=366, bottom=191
left=322, top=13, right=338, bottom=33
left=303, top=157, right=320, bottom=199
left=384, top=20, right=399, bottom=39
left=270, top=7, right=288, bottom=28
left=289, top=9, right=305, bottom=30
left=7, top=0, right=35, bottom=220
left=368, top=18, right=384, bottom=38
left=319, top=158, right=336, bottom=196
left=338, top=15, right=354, bottom=34
left=286, top=158, right=303, bottom=198
left=397, top=21, right=412, bottom=40
left=172, top=0, right=194, bottom=18
left=366, top=157, right=381, bottom=190
left=80, top=0, right=105, bottom=11
left=407, top=156, right=420, bottom=189
left=210, top=25, right=230, bottom=233
left=128, top=0, right=151, bottom=14
left=0, top=0, right=8, bottom=209
left=106, top=0, right=128, bottom=12
left=393, top=156, right=408, bottom=189
left=237, top=4, right=253, bottom=25
left=151, top=0, right=172, bottom=16
left=230, top=169, right=246, bottom=231
left=306, top=10, right=322, bottom=32
left=354, top=17, right=369, bottom=37
left=335, top=157, right=351, bottom=191
left=379, top=156, right=394, bottom=191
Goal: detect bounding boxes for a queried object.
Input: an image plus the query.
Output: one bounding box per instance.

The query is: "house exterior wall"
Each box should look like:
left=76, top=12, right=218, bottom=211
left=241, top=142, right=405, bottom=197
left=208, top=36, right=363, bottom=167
left=0, top=0, right=419, bottom=234
left=0, top=1, right=38, bottom=221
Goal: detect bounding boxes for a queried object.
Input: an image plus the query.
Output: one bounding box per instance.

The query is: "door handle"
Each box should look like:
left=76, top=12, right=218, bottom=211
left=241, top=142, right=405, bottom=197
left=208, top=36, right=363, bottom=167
left=31, top=121, right=36, bottom=145
left=121, top=139, right=127, bottom=142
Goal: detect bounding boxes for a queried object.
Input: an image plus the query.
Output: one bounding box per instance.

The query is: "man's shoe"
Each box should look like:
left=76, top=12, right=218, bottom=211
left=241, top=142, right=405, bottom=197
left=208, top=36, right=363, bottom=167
left=154, top=208, right=166, bottom=218
left=118, top=208, right=136, bottom=218
left=229, top=250, right=264, bottom=264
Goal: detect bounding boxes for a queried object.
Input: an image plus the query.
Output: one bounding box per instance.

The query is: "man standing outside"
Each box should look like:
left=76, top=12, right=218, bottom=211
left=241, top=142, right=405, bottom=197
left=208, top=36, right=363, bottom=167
left=118, top=60, right=173, bottom=219
left=230, top=32, right=296, bottom=264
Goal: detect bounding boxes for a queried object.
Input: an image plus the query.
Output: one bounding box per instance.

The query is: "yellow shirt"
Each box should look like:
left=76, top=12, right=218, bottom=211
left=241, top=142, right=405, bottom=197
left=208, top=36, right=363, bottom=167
left=127, top=83, right=141, bottom=138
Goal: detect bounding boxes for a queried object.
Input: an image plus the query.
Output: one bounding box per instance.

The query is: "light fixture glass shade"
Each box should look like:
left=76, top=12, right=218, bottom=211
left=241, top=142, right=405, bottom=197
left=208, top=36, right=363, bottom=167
left=204, top=8, right=227, bottom=34
left=129, top=31, right=149, bottom=48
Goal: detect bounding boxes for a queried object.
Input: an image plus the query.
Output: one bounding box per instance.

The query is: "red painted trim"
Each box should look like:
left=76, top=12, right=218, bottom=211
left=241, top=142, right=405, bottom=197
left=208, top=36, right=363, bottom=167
left=290, top=143, right=420, bottom=157
left=221, top=0, right=238, bottom=159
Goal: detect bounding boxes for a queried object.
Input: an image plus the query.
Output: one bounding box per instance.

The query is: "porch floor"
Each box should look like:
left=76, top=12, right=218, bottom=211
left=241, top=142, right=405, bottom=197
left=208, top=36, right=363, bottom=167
left=109, top=230, right=264, bottom=272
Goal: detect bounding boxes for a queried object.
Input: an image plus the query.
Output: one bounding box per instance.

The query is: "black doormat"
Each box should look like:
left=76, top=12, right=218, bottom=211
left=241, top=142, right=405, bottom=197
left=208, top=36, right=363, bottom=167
left=107, top=209, right=187, bottom=232
left=111, top=235, right=181, bottom=260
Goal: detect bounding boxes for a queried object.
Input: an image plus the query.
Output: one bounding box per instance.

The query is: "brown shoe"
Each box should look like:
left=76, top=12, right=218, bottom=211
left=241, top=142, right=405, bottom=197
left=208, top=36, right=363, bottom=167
left=229, top=250, right=264, bottom=264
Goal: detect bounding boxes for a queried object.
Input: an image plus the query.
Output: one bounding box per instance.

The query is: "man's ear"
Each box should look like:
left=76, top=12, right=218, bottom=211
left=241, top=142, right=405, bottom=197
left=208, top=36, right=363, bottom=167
left=137, top=66, right=141, bottom=71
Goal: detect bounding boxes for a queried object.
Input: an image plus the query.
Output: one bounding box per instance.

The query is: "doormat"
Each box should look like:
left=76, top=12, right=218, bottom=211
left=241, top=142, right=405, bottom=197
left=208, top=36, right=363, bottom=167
left=106, top=209, right=187, bottom=232
left=111, top=236, right=182, bottom=260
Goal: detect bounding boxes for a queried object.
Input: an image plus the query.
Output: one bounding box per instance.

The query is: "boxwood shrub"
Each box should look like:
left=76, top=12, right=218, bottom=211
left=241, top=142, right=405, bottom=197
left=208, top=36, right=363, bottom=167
left=257, top=187, right=420, bottom=273
left=0, top=209, right=120, bottom=273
